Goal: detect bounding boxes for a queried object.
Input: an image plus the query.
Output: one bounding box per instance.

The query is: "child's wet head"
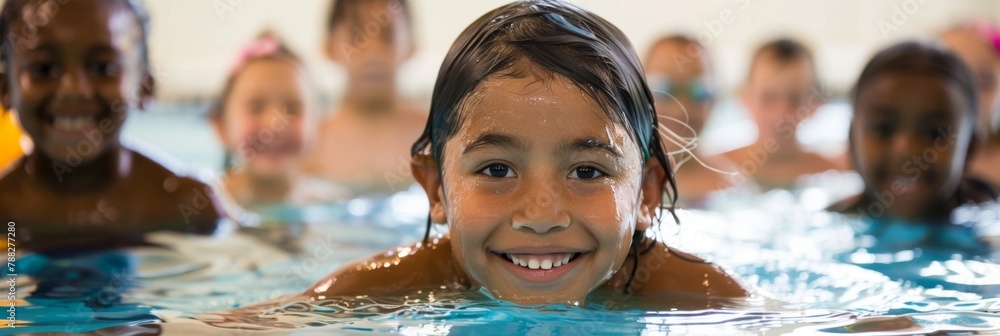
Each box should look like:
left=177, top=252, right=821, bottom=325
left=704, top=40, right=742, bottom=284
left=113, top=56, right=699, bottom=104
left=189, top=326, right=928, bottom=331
left=644, top=35, right=715, bottom=138
left=0, top=0, right=151, bottom=165
left=850, top=42, right=978, bottom=219
left=743, top=38, right=818, bottom=139
left=410, top=0, right=674, bottom=304
left=212, top=34, right=317, bottom=178
left=325, top=0, right=413, bottom=93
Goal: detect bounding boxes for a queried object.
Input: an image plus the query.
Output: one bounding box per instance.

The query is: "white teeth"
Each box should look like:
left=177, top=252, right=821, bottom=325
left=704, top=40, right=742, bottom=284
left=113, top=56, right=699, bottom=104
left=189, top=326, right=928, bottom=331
left=53, top=116, right=93, bottom=131
left=505, top=253, right=575, bottom=270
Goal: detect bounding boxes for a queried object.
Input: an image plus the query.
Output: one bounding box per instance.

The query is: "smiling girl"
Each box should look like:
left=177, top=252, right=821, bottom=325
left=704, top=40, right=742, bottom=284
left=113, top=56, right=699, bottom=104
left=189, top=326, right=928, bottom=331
left=0, top=0, right=225, bottom=252
left=294, top=0, right=749, bottom=306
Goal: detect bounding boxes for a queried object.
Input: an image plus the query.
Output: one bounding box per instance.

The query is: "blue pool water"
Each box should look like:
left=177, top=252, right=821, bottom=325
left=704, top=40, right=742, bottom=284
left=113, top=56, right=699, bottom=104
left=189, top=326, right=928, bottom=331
left=5, top=105, right=1000, bottom=335
left=6, top=187, right=1000, bottom=335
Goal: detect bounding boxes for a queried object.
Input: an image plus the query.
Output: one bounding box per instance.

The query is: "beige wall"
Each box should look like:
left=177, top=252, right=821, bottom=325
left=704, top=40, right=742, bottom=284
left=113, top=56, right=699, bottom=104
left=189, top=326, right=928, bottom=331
left=6, top=0, right=1000, bottom=100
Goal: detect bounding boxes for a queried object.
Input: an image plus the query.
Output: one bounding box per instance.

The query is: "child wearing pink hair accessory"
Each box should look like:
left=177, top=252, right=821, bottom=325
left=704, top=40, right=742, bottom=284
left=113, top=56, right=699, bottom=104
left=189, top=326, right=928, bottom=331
left=942, top=20, right=1000, bottom=189
left=211, top=32, right=346, bottom=210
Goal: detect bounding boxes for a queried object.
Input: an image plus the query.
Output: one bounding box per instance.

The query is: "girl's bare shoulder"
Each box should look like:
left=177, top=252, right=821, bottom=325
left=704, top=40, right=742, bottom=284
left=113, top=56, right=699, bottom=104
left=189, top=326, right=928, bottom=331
left=304, top=236, right=468, bottom=300
left=612, top=245, right=751, bottom=298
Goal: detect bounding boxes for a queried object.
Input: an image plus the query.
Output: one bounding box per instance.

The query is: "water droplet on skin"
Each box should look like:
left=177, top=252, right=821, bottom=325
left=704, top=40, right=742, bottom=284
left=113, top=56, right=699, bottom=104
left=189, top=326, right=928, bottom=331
left=163, top=177, right=179, bottom=193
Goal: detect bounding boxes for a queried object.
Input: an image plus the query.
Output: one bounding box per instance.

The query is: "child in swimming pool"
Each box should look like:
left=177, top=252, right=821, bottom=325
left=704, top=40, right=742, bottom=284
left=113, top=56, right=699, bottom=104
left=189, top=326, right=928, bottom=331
left=211, top=32, right=345, bottom=210
left=303, top=0, right=427, bottom=195
left=296, top=0, right=750, bottom=306
left=643, top=35, right=734, bottom=206
left=0, top=0, right=226, bottom=252
left=830, top=42, right=998, bottom=252
left=941, top=21, right=1000, bottom=190
left=719, top=38, right=844, bottom=190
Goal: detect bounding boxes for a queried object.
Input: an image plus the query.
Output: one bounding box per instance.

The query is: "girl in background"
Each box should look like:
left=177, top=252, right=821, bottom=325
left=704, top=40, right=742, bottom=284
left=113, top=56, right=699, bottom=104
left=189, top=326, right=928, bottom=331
left=212, top=32, right=344, bottom=210
left=0, top=0, right=225, bottom=251
left=831, top=42, right=998, bottom=256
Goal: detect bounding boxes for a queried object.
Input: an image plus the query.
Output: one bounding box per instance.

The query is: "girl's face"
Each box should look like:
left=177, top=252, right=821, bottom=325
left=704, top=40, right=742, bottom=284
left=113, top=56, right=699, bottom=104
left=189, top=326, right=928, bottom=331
left=851, top=73, right=973, bottom=218
left=215, top=59, right=315, bottom=178
left=414, top=73, right=665, bottom=304
left=3, top=0, right=150, bottom=164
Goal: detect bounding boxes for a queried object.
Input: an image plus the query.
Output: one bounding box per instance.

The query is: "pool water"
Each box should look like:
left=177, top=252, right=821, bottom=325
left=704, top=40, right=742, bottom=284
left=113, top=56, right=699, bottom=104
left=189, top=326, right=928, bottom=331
left=5, top=105, right=1000, bottom=335
left=5, top=186, right=1000, bottom=335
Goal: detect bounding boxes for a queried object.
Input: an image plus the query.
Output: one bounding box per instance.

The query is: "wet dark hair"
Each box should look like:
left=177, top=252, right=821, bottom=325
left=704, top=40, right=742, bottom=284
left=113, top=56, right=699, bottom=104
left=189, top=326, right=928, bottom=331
left=0, top=0, right=151, bottom=74
left=211, top=31, right=307, bottom=170
left=326, top=0, right=412, bottom=41
left=852, top=41, right=978, bottom=121
left=411, top=0, right=679, bottom=294
left=748, top=37, right=817, bottom=87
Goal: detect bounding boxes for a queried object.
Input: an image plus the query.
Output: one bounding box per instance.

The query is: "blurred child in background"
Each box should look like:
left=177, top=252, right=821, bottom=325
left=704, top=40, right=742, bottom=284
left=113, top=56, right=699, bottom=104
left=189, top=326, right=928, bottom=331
left=643, top=35, right=734, bottom=206
left=720, top=38, right=843, bottom=190
left=831, top=42, right=997, bottom=255
left=0, top=0, right=225, bottom=252
left=212, top=32, right=344, bottom=210
left=304, top=0, right=427, bottom=195
left=941, top=20, right=1000, bottom=189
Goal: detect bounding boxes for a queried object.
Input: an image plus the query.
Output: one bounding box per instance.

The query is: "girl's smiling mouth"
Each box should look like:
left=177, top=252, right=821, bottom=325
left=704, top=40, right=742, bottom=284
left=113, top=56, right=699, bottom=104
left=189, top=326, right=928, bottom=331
left=39, top=110, right=110, bottom=140
left=491, top=248, right=590, bottom=283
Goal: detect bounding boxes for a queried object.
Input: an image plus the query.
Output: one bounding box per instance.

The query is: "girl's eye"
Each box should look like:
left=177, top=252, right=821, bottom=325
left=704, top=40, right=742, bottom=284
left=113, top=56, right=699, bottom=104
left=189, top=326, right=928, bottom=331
left=28, top=63, right=59, bottom=79
left=921, top=123, right=948, bottom=141
left=480, top=164, right=515, bottom=178
left=284, top=102, right=303, bottom=116
left=569, top=166, right=603, bottom=180
left=89, top=62, right=121, bottom=77
left=249, top=100, right=267, bottom=115
left=869, top=122, right=895, bottom=139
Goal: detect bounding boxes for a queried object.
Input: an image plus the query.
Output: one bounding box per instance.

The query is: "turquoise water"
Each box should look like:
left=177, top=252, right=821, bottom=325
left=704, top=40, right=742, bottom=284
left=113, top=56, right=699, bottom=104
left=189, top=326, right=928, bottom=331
left=5, top=106, right=999, bottom=335
left=6, top=188, right=1000, bottom=335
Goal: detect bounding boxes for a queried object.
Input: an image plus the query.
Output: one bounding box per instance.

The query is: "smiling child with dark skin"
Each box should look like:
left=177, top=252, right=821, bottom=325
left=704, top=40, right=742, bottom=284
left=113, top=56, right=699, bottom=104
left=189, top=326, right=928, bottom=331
left=830, top=42, right=998, bottom=223
left=0, top=0, right=225, bottom=252
left=276, top=1, right=750, bottom=308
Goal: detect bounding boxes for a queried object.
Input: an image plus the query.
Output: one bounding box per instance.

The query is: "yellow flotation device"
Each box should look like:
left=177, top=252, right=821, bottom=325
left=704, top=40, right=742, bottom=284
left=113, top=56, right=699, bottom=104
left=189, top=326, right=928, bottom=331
left=0, top=112, right=24, bottom=168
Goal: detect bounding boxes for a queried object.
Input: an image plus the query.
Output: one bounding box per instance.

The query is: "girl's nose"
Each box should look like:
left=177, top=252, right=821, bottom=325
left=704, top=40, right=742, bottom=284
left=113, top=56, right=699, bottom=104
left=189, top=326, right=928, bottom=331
left=511, top=180, right=571, bottom=234
left=57, top=66, right=94, bottom=102
left=891, top=132, right=922, bottom=158
left=511, top=218, right=569, bottom=234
